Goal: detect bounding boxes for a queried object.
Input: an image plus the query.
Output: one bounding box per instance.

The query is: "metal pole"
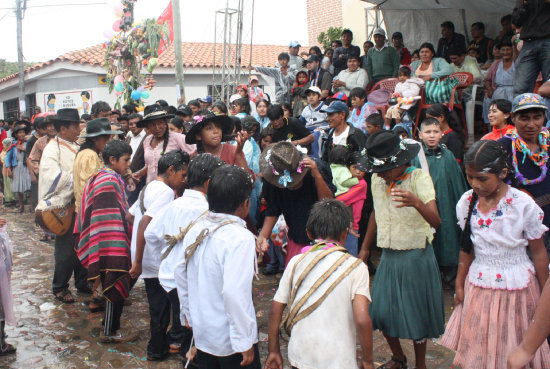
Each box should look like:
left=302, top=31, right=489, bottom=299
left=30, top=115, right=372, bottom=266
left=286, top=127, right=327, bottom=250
left=221, top=4, right=229, bottom=102
left=248, top=0, right=255, bottom=78
left=16, top=0, right=26, bottom=118
left=172, top=0, right=185, bottom=104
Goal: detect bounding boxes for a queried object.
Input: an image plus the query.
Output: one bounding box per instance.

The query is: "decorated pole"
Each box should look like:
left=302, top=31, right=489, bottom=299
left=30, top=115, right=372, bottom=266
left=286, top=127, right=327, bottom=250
left=173, top=0, right=185, bottom=104
left=103, top=0, right=171, bottom=110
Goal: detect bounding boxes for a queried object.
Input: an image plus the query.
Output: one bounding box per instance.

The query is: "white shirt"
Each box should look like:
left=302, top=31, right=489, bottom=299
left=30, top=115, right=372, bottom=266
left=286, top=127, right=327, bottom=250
left=146, top=189, right=208, bottom=292
left=129, top=180, right=175, bottom=278
left=127, top=129, right=146, bottom=161
left=332, top=126, right=350, bottom=146
left=174, top=212, right=258, bottom=356
left=457, top=187, right=548, bottom=290
left=274, top=250, right=371, bottom=369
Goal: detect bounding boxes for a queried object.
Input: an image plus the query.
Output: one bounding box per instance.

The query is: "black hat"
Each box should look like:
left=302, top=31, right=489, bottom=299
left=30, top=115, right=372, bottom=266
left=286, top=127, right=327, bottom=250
left=52, top=108, right=80, bottom=124
left=138, top=104, right=174, bottom=128
left=357, top=130, right=420, bottom=173
left=177, top=105, right=193, bottom=117
left=11, top=123, right=30, bottom=138
left=306, top=54, right=320, bottom=63
left=185, top=113, right=234, bottom=145
left=79, top=118, right=123, bottom=138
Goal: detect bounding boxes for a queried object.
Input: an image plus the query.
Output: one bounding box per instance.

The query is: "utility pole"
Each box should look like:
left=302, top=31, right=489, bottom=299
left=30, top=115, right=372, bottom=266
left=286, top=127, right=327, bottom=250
left=15, top=0, right=26, bottom=118
left=172, top=0, right=185, bottom=104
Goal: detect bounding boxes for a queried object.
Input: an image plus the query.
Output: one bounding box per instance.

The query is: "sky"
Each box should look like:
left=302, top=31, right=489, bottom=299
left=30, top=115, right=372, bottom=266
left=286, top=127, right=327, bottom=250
left=0, top=0, right=309, bottom=62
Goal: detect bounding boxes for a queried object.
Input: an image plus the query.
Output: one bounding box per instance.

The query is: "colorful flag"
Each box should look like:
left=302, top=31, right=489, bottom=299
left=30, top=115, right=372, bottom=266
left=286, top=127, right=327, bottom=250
left=157, top=1, right=174, bottom=55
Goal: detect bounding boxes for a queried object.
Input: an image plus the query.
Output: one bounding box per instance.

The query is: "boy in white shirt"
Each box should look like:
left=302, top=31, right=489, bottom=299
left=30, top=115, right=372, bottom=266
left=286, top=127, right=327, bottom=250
left=127, top=150, right=190, bottom=361
left=300, top=86, right=328, bottom=158
left=174, top=165, right=260, bottom=368
left=265, top=199, right=374, bottom=369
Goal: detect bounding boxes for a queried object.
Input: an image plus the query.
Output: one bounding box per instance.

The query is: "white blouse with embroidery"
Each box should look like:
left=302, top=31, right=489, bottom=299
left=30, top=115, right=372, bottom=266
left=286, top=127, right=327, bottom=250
left=457, top=187, right=548, bottom=291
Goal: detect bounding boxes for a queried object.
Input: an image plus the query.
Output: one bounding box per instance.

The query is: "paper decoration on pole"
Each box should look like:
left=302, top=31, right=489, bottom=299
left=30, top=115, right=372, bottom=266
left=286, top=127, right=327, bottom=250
left=103, top=0, right=171, bottom=109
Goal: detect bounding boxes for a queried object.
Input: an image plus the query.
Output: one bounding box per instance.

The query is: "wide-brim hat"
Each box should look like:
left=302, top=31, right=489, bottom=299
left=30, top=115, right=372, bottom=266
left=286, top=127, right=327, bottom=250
left=357, top=130, right=420, bottom=173
left=52, top=108, right=80, bottom=123
left=138, top=104, right=174, bottom=128
left=79, top=118, right=122, bottom=138
left=185, top=113, right=234, bottom=145
left=260, top=141, right=309, bottom=189
left=11, top=123, right=30, bottom=138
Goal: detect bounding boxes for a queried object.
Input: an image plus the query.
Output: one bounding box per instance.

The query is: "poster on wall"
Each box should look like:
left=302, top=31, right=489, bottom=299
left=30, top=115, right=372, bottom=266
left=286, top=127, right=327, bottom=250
left=43, top=90, right=93, bottom=115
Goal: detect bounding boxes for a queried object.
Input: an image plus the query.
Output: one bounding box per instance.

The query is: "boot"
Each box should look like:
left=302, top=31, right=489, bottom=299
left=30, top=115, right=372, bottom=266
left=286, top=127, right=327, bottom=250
left=0, top=320, right=16, bottom=356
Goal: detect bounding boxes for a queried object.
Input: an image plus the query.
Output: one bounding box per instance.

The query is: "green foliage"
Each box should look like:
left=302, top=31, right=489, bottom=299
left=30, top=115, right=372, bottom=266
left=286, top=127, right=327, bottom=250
left=0, top=59, right=35, bottom=79
left=317, top=26, right=344, bottom=51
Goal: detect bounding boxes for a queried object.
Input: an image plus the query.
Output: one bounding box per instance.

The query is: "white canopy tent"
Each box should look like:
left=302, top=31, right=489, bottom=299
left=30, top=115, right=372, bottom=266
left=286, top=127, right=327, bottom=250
left=363, top=0, right=516, bottom=50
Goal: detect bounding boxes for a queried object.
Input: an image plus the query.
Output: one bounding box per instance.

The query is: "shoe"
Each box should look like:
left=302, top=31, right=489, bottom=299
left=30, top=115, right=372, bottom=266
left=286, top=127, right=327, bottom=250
left=146, top=351, right=168, bottom=361
left=99, top=329, right=139, bottom=343
left=262, top=267, right=278, bottom=276
left=0, top=343, right=16, bottom=356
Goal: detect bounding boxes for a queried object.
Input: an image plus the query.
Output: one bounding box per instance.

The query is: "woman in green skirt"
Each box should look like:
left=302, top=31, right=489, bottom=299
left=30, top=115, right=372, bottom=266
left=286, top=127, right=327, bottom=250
left=358, top=131, right=445, bottom=369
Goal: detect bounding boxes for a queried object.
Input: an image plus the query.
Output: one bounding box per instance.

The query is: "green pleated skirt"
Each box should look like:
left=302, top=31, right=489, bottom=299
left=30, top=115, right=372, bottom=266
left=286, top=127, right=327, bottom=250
left=369, top=242, right=445, bottom=340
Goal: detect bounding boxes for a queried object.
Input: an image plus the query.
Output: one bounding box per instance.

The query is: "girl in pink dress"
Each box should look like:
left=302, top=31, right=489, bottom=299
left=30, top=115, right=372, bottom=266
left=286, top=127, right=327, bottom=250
left=441, top=140, right=550, bottom=369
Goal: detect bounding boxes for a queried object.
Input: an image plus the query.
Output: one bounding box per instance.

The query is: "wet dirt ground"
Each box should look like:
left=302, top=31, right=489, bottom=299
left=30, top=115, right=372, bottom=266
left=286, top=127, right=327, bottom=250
left=0, top=209, right=457, bottom=369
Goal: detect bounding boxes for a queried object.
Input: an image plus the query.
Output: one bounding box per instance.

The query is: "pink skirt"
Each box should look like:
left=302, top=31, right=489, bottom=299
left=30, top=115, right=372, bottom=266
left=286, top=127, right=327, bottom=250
left=441, top=274, right=550, bottom=369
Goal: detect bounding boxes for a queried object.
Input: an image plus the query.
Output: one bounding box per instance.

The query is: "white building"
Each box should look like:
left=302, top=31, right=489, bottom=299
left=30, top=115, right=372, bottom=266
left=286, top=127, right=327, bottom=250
left=0, top=42, right=290, bottom=118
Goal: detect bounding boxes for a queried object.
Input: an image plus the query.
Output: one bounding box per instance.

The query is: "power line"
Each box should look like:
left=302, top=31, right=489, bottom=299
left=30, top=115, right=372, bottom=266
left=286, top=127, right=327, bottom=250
left=0, top=2, right=107, bottom=10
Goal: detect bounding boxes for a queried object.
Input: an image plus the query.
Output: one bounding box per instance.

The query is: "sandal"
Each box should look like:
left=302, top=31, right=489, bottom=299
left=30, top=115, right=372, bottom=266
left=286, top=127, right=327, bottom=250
left=89, top=297, right=105, bottom=313
left=54, top=290, right=75, bottom=304
left=0, top=343, right=16, bottom=356
left=377, top=356, right=407, bottom=369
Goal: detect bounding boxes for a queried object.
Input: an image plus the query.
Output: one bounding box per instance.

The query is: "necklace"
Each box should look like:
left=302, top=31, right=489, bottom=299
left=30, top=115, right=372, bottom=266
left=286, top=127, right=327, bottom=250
left=301, top=239, right=344, bottom=254
left=511, top=129, right=550, bottom=185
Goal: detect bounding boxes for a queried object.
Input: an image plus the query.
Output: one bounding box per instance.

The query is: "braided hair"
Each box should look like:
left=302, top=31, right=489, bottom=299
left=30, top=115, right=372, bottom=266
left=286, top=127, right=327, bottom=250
left=461, top=140, right=511, bottom=253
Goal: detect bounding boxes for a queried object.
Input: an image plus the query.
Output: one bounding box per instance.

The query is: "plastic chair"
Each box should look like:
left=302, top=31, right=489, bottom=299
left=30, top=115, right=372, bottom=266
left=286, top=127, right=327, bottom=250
left=368, top=78, right=399, bottom=117
left=413, top=72, right=473, bottom=137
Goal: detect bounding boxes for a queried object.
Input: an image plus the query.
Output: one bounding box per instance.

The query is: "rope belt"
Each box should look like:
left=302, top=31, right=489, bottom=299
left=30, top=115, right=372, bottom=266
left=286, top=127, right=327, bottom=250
left=184, top=220, right=236, bottom=262
left=161, top=210, right=209, bottom=260
left=280, top=244, right=362, bottom=336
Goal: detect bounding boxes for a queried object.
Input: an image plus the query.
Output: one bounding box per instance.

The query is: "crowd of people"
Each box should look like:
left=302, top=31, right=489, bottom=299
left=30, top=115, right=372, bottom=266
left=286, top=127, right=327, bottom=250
left=1, top=2, right=550, bottom=368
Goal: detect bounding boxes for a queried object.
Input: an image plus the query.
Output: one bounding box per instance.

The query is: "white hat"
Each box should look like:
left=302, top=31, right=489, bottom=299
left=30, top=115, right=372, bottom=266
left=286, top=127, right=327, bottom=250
left=306, top=86, right=322, bottom=96
left=373, top=28, right=386, bottom=38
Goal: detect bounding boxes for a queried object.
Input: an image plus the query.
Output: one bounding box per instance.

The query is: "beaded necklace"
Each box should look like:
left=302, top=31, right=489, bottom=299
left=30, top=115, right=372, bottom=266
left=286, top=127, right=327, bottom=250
left=301, top=239, right=345, bottom=254
left=511, top=129, right=550, bottom=185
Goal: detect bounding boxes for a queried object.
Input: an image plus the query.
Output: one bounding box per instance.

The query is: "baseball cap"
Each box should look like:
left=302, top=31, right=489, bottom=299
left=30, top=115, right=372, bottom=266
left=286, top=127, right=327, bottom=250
left=306, top=86, right=322, bottom=96
left=249, top=75, right=259, bottom=83
left=306, top=54, right=320, bottom=63
left=331, top=91, right=348, bottom=102
left=200, top=96, right=213, bottom=104
left=374, top=28, right=386, bottom=38
left=512, top=93, right=548, bottom=113
left=321, top=100, right=349, bottom=115
left=289, top=41, right=301, bottom=48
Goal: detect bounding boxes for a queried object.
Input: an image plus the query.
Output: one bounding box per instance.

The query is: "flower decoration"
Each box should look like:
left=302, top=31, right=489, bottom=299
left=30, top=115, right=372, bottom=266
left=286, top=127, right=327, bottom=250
left=278, top=170, right=293, bottom=187
left=193, top=115, right=204, bottom=124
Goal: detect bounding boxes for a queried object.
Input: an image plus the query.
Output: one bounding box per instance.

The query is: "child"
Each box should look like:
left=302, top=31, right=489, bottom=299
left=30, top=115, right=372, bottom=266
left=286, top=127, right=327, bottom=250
left=426, top=103, right=465, bottom=162
left=441, top=140, right=550, bottom=369
left=299, top=86, right=327, bottom=130
left=174, top=165, right=260, bottom=368
left=259, top=126, right=275, bottom=151
left=146, top=154, right=225, bottom=356
left=185, top=112, right=250, bottom=170
left=252, top=52, right=296, bottom=104
left=392, top=124, right=410, bottom=139
left=358, top=130, right=444, bottom=369
left=0, top=139, right=16, bottom=206
left=411, top=118, right=468, bottom=285
left=281, top=103, right=293, bottom=119
left=248, top=75, right=265, bottom=103
left=348, top=87, right=376, bottom=133
left=385, top=66, right=423, bottom=127
left=128, top=150, right=190, bottom=360
left=6, top=124, right=31, bottom=213
left=336, top=151, right=368, bottom=257
left=365, top=113, right=384, bottom=137
left=291, top=70, right=309, bottom=117
left=253, top=100, right=271, bottom=129
left=241, top=116, right=262, bottom=227
left=330, top=145, right=359, bottom=196
left=231, top=97, right=251, bottom=119
left=75, top=140, right=137, bottom=343
left=265, top=199, right=373, bottom=369
left=0, top=216, right=15, bottom=356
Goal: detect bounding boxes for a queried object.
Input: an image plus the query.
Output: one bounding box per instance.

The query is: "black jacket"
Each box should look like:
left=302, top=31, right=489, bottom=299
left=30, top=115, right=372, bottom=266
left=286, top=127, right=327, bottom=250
left=321, top=124, right=366, bottom=162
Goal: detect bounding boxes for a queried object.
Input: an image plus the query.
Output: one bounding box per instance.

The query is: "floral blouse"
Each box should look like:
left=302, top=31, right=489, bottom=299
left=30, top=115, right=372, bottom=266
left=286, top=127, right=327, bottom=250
left=457, top=187, right=548, bottom=290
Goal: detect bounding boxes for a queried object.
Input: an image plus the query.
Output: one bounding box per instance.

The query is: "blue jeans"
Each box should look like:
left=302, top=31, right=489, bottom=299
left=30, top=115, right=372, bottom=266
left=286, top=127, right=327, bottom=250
left=344, top=233, right=359, bottom=257
left=514, top=38, right=550, bottom=95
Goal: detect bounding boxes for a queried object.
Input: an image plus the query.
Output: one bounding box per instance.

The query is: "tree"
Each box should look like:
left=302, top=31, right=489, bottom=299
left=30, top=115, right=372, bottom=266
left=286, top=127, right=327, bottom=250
left=0, top=59, right=34, bottom=79
left=317, top=26, right=344, bottom=51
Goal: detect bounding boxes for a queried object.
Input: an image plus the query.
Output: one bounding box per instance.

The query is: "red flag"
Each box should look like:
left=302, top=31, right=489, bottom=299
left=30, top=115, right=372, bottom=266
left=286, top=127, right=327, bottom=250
left=157, top=1, right=174, bottom=55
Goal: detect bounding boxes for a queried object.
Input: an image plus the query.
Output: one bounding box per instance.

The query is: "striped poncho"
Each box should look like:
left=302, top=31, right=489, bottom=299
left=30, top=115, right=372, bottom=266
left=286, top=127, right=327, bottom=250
left=76, top=168, right=132, bottom=302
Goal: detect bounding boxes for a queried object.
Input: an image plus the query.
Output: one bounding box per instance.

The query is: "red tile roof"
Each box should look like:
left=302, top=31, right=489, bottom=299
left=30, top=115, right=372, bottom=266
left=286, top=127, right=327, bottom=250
left=0, top=42, right=294, bottom=85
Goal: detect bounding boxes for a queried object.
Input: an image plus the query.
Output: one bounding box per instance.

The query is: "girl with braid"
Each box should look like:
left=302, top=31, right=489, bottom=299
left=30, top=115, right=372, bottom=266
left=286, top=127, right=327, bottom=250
left=441, top=140, right=550, bottom=369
